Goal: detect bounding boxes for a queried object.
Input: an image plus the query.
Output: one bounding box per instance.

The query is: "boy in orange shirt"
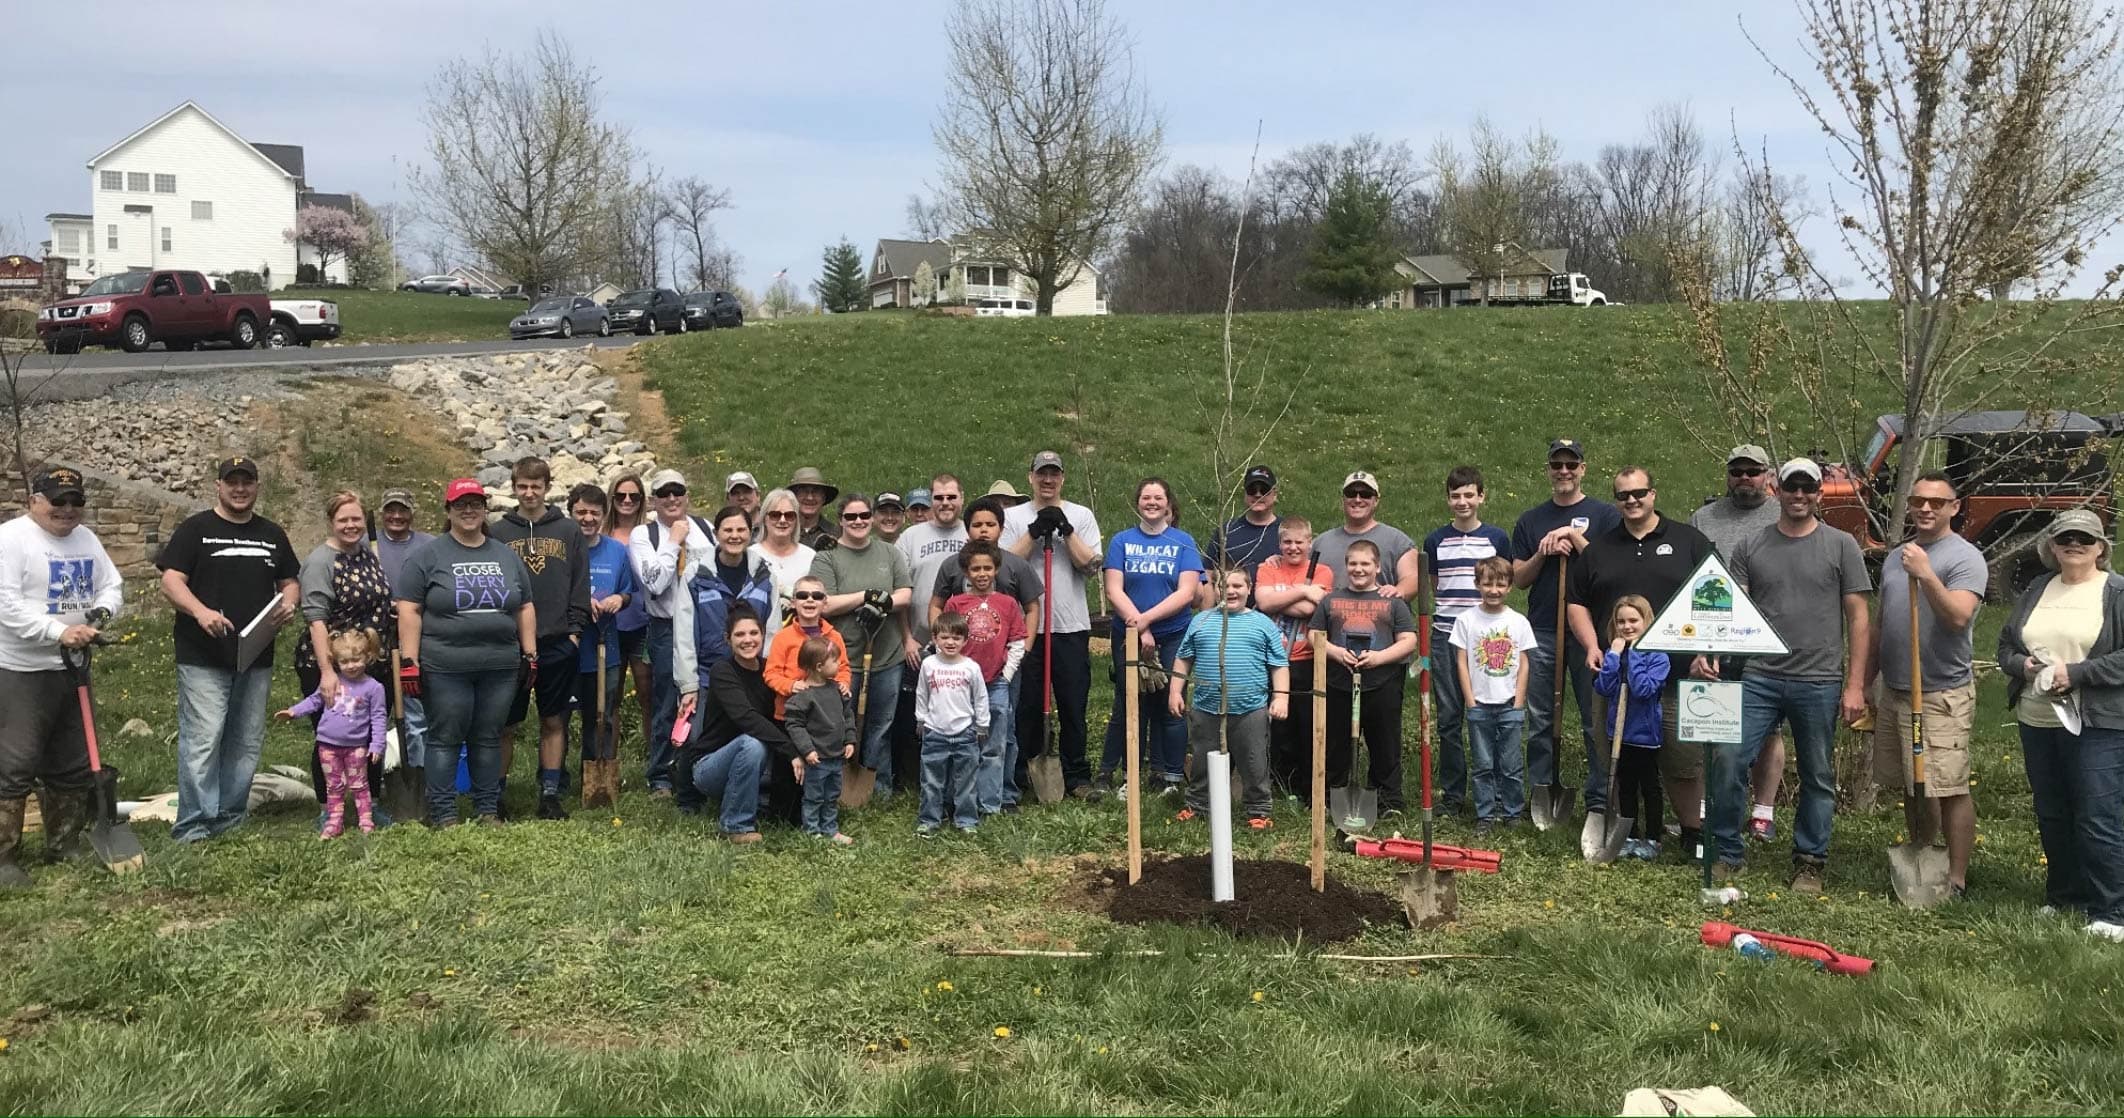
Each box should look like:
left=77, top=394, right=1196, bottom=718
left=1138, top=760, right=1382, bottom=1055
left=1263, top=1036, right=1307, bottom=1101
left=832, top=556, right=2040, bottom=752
left=1253, top=517, right=1333, bottom=798
left=764, top=575, right=851, bottom=717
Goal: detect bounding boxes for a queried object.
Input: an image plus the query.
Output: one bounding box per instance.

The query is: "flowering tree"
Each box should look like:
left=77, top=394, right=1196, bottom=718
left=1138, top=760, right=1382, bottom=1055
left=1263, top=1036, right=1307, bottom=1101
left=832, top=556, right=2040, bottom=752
left=284, top=205, right=370, bottom=284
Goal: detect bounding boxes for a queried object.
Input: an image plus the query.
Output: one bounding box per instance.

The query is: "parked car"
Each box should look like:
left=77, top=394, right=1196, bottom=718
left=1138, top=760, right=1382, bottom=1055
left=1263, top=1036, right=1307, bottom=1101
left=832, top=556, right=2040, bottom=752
left=264, top=298, right=341, bottom=348
left=681, top=290, right=745, bottom=330
left=400, top=274, right=471, bottom=296
left=511, top=296, right=610, bottom=340
left=36, top=269, right=267, bottom=353
left=974, top=298, right=1036, bottom=317
left=606, top=288, right=688, bottom=335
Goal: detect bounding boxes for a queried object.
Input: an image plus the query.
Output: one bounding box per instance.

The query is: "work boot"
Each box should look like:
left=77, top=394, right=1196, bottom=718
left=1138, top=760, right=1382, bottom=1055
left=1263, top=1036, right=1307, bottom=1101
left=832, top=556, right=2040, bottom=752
left=1791, top=856, right=1827, bottom=896
left=537, top=792, right=568, bottom=821
left=37, top=787, right=92, bottom=863
left=0, top=797, right=32, bottom=890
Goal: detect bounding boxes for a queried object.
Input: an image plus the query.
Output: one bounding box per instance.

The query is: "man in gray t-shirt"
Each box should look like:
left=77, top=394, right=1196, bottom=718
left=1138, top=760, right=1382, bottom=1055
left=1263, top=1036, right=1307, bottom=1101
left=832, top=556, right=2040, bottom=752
left=1689, top=446, right=1781, bottom=560
left=1314, top=471, right=1420, bottom=599
left=1714, top=458, right=1871, bottom=891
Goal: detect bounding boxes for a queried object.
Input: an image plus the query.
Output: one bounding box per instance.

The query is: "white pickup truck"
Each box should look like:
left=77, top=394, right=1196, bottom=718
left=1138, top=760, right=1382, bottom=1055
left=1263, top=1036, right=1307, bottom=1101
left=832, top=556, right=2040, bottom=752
left=263, top=297, right=341, bottom=347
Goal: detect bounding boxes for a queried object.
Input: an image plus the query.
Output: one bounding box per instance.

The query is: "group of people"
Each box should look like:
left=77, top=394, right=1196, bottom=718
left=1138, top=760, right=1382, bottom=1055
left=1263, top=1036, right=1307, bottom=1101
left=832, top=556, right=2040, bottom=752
left=0, top=444, right=2119, bottom=943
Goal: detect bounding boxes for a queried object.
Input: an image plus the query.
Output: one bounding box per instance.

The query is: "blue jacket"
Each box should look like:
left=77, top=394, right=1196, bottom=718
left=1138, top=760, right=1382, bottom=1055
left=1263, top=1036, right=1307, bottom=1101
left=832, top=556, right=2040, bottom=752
left=687, top=553, right=776, bottom=691
left=1594, top=648, right=1669, bottom=748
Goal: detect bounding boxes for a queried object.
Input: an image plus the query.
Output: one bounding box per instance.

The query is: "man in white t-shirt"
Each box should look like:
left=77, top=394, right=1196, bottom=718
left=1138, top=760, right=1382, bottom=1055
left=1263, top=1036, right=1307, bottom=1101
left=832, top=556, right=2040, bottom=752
left=1002, top=451, right=1104, bottom=798
left=0, top=465, right=125, bottom=888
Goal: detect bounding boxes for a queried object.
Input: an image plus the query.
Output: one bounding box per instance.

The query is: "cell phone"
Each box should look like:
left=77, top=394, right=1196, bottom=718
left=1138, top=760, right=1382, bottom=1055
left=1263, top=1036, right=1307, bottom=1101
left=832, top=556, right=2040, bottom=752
left=671, top=714, right=693, bottom=743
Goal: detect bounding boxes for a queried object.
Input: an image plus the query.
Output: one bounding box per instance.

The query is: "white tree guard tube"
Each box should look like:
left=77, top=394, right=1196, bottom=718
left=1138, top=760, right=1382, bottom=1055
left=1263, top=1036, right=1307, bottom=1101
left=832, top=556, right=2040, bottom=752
left=1208, top=749, right=1235, bottom=902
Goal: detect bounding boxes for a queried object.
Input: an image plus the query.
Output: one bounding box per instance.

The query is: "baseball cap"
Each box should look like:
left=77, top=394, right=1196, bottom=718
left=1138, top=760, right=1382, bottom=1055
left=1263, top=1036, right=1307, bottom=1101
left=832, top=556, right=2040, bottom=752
left=380, top=488, right=416, bottom=511
left=1546, top=438, right=1585, bottom=459
left=2038, top=508, right=2109, bottom=571
left=875, top=491, right=905, bottom=509
left=1341, top=470, right=1381, bottom=496
left=444, top=478, right=486, bottom=505
left=1777, top=457, right=1823, bottom=484
left=1243, top=465, right=1276, bottom=490
left=1726, top=444, right=1771, bottom=467
left=724, top=471, right=758, bottom=494
left=1030, top=450, right=1065, bottom=472
left=907, top=487, right=933, bottom=509
left=648, top=468, right=688, bottom=494
left=31, top=465, right=85, bottom=500
left=216, top=455, right=260, bottom=480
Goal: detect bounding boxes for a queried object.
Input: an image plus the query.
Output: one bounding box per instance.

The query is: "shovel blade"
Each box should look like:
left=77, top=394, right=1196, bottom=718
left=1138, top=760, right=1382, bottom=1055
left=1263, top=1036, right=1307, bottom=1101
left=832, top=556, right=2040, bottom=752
left=1026, top=751, right=1065, bottom=804
left=1888, top=842, right=1953, bottom=909
left=840, top=764, right=878, bottom=809
left=1531, top=782, right=1576, bottom=831
left=87, top=769, right=143, bottom=873
left=1329, top=785, right=1377, bottom=833
left=1400, top=867, right=1458, bottom=928
left=1590, top=813, right=1635, bottom=864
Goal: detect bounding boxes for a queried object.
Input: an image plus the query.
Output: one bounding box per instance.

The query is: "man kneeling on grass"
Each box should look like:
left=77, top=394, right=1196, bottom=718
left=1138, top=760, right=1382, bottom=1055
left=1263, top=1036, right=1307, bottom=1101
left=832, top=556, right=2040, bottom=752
left=1169, top=566, right=1290, bottom=829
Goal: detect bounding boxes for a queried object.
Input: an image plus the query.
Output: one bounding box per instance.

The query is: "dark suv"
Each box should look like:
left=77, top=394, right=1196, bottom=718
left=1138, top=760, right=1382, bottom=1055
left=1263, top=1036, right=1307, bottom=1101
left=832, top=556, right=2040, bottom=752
left=682, top=290, right=745, bottom=330
left=607, top=288, right=688, bottom=335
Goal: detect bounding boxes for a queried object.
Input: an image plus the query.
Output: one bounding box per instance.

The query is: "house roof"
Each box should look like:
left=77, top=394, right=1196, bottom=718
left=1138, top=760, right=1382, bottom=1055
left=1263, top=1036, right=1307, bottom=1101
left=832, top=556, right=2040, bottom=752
left=86, top=101, right=299, bottom=184
left=301, top=191, right=354, bottom=214
left=872, top=238, right=952, bottom=282
left=253, top=144, right=307, bottom=184
left=1884, top=410, right=2108, bottom=437
left=45, top=212, right=91, bottom=222
left=1400, top=244, right=1569, bottom=287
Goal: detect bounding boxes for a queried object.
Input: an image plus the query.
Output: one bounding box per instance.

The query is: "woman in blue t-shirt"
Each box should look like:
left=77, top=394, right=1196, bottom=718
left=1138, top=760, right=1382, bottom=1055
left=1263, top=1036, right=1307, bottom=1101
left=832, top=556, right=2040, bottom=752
left=1097, top=478, right=1202, bottom=794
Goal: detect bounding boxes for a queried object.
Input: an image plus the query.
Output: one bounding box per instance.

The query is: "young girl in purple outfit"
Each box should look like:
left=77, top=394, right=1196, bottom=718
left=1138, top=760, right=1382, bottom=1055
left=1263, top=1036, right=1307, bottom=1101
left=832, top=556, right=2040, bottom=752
left=277, top=629, right=389, bottom=838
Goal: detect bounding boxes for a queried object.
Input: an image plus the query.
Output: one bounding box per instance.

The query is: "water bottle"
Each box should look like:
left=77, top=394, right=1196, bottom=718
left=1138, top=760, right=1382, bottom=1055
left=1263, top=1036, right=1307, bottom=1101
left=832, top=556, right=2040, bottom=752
left=1731, top=933, right=1774, bottom=962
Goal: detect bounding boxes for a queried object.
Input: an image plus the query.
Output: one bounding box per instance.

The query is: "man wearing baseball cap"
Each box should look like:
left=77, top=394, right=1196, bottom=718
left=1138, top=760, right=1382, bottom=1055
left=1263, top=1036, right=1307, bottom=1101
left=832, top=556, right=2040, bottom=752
left=1003, top=451, right=1105, bottom=797
left=1315, top=471, right=1421, bottom=598
left=874, top=492, right=907, bottom=544
left=1716, top=457, right=1872, bottom=894
left=157, top=455, right=301, bottom=844
left=0, top=465, right=126, bottom=887
left=1202, top=465, right=1282, bottom=603
left=906, top=488, right=934, bottom=527
left=373, top=488, right=435, bottom=780
left=1688, top=444, right=1789, bottom=843
left=628, top=468, right=717, bottom=793
left=725, top=472, right=762, bottom=535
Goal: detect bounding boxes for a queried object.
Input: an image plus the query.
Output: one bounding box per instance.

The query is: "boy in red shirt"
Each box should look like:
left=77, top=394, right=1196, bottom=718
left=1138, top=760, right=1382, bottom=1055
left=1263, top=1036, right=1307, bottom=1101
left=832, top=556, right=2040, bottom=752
left=943, top=540, right=1028, bottom=816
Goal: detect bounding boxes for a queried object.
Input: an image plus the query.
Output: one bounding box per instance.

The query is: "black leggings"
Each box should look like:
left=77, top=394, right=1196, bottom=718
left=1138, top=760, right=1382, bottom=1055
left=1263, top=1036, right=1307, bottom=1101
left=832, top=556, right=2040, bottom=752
left=1617, top=747, right=1663, bottom=838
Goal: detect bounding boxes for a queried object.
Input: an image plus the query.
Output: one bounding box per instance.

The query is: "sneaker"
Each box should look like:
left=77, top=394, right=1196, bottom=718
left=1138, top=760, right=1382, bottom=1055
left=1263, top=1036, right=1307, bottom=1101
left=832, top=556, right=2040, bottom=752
left=1747, top=816, right=1776, bottom=843
left=649, top=787, right=674, bottom=800
left=831, top=832, right=855, bottom=846
left=727, top=831, right=763, bottom=845
left=1473, top=820, right=1496, bottom=838
left=1000, top=802, right=1021, bottom=814
left=1712, top=860, right=1743, bottom=884
left=1636, top=840, right=1661, bottom=861
left=1068, top=785, right=1102, bottom=803
left=1791, top=860, right=1826, bottom=896
left=1090, top=776, right=1114, bottom=797
left=1247, top=817, right=1273, bottom=831
left=1174, top=808, right=1199, bottom=822
left=957, top=824, right=980, bottom=835
left=320, top=820, right=345, bottom=840
left=2038, top=904, right=2062, bottom=918
left=2087, top=920, right=2124, bottom=942
left=476, top=814, right=504, bottom=828
left=1159, top=778, right=1185, bottom=798
left=536, top=793, right=567, bottom=821
left=916, top=825, right=938, bottom=839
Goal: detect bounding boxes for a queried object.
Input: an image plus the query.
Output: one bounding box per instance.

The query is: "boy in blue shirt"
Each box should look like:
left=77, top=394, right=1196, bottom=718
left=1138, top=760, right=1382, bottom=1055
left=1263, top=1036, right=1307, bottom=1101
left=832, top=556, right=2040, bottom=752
left=1422, top=465, right=1512, bottom=815
left=1169, top=566, right=1290, bottom=827
left=570, top=484, right=638, bottom=804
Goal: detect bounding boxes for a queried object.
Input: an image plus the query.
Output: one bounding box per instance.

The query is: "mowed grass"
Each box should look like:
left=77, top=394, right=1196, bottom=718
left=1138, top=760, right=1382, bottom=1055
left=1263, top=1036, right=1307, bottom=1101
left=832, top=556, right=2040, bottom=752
left=4, top=307, right=2123, bottom=1114
left=303, top=289, right=519, bottom=345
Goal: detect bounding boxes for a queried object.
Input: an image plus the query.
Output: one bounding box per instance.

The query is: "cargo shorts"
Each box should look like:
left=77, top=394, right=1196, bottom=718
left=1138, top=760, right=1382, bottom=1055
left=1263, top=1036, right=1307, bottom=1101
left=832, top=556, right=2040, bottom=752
left=1871, top=682, right=1976, bottom=796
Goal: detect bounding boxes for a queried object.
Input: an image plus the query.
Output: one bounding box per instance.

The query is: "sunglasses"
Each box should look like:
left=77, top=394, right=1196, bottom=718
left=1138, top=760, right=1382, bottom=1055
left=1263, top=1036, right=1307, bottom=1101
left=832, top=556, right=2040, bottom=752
left=766, top=510, right=796, bottom=521
left=615, top=491, right=642, bottom=502
left=653, top=486, right=687, bottom=498
left=46, top=494, right=85, bottom=508
left=1343, top=489, right=1377, bottom=500
left=1728, top=467, right=1766, bottom=478
left=932, top=494, right=962, bottom=503
left=1548, top=459, right=1584, bottom=472
left=1245, top=484, right=1272, bottom=497
left=1909, top=496, right=1956, bottom=511
left=842, top=511, right=873, bottom=522
left=792, top=590, right=827, bottom=601
left=1781, top=479, right=1821, bottom=494
left=1613, top=487, right=1652, bottom=502
left=2054, top=532, right=2100, bottom=547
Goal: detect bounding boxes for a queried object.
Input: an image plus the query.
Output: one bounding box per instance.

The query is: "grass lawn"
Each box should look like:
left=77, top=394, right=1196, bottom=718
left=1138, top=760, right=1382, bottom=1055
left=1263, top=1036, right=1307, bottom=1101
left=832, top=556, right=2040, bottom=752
left=3, top=308, right=2121, bottom=1114
left=297, top=289, right=520, bottom=346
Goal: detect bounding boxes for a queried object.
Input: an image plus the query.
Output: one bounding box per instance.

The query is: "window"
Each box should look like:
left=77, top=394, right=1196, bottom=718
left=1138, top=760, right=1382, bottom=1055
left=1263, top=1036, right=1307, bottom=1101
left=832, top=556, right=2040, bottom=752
left=107, top=225, right=119, bottom=250
left=192, top=200, right=213, bottom=220
left=100, top=170, right=122, bottom=191
left=59, top=229, right=80, bottom=254
left=993, top=267, right=1011, bottom=287
left=154, top=173, right=176, bottom=194
left=180, top=273, right=205, bottom=296
left=161, top=227, right=172, bottom=253
left=126, top=172, right=148, bottom=192
left=150, top=275, right=178, bottom=296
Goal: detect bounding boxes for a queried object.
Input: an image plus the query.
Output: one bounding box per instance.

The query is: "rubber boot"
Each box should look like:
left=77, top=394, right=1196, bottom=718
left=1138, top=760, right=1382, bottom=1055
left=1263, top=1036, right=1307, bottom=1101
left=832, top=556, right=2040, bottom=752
left=37, top=787, right=92, bottom=863
left=0, top=797, right=32, bottom=890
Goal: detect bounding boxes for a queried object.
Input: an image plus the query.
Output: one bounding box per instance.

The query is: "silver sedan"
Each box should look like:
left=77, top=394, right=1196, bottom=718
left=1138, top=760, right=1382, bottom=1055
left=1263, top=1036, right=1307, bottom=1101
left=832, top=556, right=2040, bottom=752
left=510, top=296, right=611, bottom=340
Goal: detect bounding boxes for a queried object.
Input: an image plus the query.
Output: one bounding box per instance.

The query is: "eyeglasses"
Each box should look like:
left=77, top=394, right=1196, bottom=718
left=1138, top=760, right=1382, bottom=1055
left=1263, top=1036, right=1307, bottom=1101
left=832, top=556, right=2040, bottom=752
left=765, top=510, right=796, bottom=521
left=1613, top=487, right=1652, bottom=503
left=47, top=494, right=84, bottom=508
left=2054, top=532, right=2100, bottom=548
left=1908, top=496, right=1955, bottom=511
left=842, top=511, right=873, bottom=522
left=615, top=491, right=642, bottom=503
left=449, top=501, right=489, bottom=512
left=1781, top=479, right=1822, bottom=494
left=1548, top=459, right=1584, bottom=472
left=1343, top=489, right=1377, bottom=500
left=653, top=486, right=687, bottom=499
left=792, top=590, right=827, bottom=601
left=1728, top=466, right=1766, bottom=479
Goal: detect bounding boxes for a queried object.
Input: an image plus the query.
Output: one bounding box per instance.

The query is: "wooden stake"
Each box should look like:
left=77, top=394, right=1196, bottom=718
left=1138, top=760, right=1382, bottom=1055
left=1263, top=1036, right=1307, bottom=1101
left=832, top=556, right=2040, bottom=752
left=1310, top=628, right=1328, bottom=892
left=1125, top=622, right=1143, bottom=885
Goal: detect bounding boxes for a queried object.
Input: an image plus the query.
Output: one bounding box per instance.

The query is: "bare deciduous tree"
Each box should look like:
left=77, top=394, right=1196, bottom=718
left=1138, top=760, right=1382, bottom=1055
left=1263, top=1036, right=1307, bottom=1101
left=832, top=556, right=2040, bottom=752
left=408, top=31, right=636, bottom=293
left=932, top=0, right=1163, bottom=315
left=666, top=176, right=734, bottom=291
left=1713, top=159, right=1814, bottom=301
left=904, top=194, right=949, bottom=241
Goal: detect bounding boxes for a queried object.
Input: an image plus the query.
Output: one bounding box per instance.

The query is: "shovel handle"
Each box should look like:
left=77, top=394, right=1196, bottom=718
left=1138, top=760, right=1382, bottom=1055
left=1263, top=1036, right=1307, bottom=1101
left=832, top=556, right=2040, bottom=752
left=1907, top=572, right=1925, bottom=790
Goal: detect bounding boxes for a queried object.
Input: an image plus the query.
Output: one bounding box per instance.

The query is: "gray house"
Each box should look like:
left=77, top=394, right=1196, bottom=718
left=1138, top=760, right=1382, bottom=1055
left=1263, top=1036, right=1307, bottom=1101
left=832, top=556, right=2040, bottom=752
left=1385, top=244, right=1569, bottom=308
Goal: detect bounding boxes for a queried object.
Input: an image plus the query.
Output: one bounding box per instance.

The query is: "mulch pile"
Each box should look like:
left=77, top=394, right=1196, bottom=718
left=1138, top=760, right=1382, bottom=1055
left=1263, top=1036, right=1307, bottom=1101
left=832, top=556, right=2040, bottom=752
left=1086, top=856, right=1401, bottom=944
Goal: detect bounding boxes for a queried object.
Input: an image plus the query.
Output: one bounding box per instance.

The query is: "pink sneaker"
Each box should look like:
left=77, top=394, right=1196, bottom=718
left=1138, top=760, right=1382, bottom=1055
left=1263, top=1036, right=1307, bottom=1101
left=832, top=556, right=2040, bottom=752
left=1747, top=816, right=1776, bottom=843
left=320, top=820, right=346, bottom=840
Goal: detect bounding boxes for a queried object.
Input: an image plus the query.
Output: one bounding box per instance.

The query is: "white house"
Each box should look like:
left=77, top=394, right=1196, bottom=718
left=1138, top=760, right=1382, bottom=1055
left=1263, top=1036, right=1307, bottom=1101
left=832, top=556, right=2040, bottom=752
left=43, top=100, right=351, bottom=293
left=868, top=234, right=1108, bottom=315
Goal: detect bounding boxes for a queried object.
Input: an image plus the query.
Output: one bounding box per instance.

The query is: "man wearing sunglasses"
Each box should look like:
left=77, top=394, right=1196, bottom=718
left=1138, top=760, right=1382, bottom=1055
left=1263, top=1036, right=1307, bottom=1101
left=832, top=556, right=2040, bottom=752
left=629, top=469, right=717, bottom=794
left=1868, top=472, right=1986, bottom=898
left=0, top=465, right=126, bottom=888
left=1718, top=457, right=1872, bottom=895
left=1566, top=466, right=1713, bottom=854
left=1512, top=439, right=1622, bottom=821
left=1689, top=445, right=1788, bottom=844
left=1315, top=472, right=1421, bottom=599
left=1201, top=465, right=1283, bottom=606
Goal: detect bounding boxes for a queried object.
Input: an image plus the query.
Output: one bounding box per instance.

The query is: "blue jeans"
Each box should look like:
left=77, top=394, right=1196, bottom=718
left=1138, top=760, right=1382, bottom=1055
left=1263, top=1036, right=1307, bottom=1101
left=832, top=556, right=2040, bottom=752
left=1430, top=631, right=1468, bottom=807
left=2021, top=723, right=2124, bottom=923
left=921, top=727, right=981, bottom=830
left=690, top=734, right=767, bottom=834
left=857, top=662, right=905, bottom=794
left=1711, top=674, right=1840, bottom=865
left=401, top=695, right=429, bottom=766
left=1465, top=702, right=1527, bottom=823
left=1524, top=640, right=1608, bottom=811
left=802, top=755, right=843, bottom=836
left=646, top=619, right=678, bottom=790
left=976, top=679, right=1014, bottom=814
left=422, top=667, right=516, bottom=821
left=172, top=662, right=275, bottom=842
left=1004, top=672, right=1024, bottom=807
left=1100, top=626, right=1188, bottom=782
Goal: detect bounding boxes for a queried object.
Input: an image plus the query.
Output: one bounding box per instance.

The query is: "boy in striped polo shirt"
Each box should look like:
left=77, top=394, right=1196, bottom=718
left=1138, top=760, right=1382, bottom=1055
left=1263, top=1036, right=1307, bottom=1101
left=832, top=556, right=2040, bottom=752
left=1421, top=466, right=1511, bottom=814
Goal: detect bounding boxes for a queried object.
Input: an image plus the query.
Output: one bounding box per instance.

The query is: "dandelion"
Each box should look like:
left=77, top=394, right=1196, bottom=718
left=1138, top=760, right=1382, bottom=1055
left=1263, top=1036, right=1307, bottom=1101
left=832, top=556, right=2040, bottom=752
left=1707, top=1021, right=1721, bottom=1033
left=1031, top=985, right=1042, bottom=996
left=936, top=981, right=953, bottom=992
left=894, top=1036, right=911, bottom=1051
left=1768, top=892, right=1780, bottom=900
left=1543, top=899, right=1556, bottom=910
left=0, top=1038, right=9, bottom=1052
left=611, top=818, right=623, bottom=828
left=443, top=968, right=458, bottom=977
left=2040, top=854, right=2050, bottom=866
left=865, top=1043, right=880, bottom=1053
left=994, top=1026, right=1012, bottom=1038
left=1974, top=835, right=1986, bottom=846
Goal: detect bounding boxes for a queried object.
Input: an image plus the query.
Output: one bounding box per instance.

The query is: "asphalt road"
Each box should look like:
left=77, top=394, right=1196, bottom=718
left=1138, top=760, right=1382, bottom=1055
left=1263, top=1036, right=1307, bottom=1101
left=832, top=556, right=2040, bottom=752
left=16, top=335, right=644, bottom=401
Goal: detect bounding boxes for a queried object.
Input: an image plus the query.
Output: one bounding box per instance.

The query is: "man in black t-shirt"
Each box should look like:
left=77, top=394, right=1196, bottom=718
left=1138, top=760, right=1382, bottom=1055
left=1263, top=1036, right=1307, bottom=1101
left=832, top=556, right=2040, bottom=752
left=157, top=456, right=300, bottom=844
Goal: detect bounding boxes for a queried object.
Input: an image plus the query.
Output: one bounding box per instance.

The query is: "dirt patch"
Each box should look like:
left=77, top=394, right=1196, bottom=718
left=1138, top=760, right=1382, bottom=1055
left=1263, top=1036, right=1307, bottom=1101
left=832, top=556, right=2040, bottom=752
left=328, top=987, right=376, bottom=1025
left=606, top=350, right=681, bottom=460
left=1080, top=856, right=1401, bottom=944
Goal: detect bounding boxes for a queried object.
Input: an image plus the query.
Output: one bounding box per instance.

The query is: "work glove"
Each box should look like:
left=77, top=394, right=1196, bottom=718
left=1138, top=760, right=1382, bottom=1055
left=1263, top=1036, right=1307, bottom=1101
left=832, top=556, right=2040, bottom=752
left=398, top=659, right=422, bottom=699
left=1031, top=505, right=1069, bottom=539
left=517, top=651, right=538, bottom=695
left=863, top=588, right=893, bottom=613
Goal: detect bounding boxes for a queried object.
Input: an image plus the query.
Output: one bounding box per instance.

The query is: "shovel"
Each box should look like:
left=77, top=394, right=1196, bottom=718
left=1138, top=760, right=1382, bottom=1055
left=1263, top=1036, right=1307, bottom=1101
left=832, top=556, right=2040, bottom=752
left=1889, top=574, right=1952, bottom=908
left=1403, top=669, right=1457, bottom=928
left=583, top=642, right=616, bottom=811
left=1530, top=553, right=1578, bottom=831
left=1586, top=650, right=1634, bottom=864
left=383, top=649, right=427, bottom=824
left=839, top=628, right=880, bottom=808
left=1024, top=536, right=1066, bottom=803
left=62, top=635, right=143, bottom=875
left=1329, top=634, right=1377, bottom=833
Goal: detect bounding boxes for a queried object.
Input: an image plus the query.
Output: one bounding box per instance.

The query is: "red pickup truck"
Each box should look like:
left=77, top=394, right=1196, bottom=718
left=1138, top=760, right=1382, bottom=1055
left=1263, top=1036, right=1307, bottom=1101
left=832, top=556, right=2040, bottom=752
left=36, top=269, right=270, bottom=354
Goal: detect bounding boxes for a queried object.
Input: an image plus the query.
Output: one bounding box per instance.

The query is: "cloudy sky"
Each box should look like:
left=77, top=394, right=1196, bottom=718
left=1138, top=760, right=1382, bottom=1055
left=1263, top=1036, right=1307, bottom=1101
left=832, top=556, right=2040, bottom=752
left=7, top=1, right=1867, bottom=294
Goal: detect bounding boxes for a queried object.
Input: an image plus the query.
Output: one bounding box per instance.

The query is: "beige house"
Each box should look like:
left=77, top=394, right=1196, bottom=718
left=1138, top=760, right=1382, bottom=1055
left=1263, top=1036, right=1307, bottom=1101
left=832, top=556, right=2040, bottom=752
left=1383, top=243, right=1568, bottom=308
left=868, top=234, right=1107, bottom=315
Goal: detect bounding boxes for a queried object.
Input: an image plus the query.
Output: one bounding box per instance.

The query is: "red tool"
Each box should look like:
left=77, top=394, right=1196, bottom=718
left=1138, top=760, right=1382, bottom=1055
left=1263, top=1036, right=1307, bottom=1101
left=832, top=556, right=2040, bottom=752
left=1354, top=836, right=1501, bottom=874
left=1699, top=922, right=1875, bottom=976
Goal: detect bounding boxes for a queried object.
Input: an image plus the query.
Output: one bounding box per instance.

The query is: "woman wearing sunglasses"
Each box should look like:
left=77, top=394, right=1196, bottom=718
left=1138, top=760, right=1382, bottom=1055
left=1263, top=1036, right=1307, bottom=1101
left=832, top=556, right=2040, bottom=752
left=1999, top=509, right=2124, bottom=941
left=749, top=487, right=817, bottom=642
left=604, top=473, right=654, bottom=747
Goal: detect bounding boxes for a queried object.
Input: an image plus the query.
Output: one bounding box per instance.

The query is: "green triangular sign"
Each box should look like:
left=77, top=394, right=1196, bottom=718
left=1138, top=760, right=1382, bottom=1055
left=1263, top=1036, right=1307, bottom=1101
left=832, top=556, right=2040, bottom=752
left=1634, top=553, right=1790, bottom=656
